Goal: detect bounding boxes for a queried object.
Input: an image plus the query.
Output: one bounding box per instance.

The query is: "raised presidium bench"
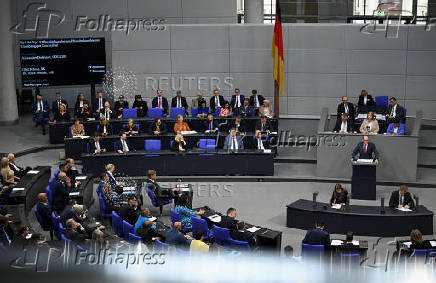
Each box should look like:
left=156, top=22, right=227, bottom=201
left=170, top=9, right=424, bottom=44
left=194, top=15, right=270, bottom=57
left=197, top=206, right=282, bottom=254
left=49, top=116, right=278, bottom=144
left=286, top=199, right=433, bottom=237
left=81, top=149, right=274, bottom=177
left=69, top=174, right=94, bottom=209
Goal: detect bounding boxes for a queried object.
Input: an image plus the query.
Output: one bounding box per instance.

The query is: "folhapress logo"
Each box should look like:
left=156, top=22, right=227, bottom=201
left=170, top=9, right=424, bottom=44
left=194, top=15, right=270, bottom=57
left=10, top=2, right=65, bottom=38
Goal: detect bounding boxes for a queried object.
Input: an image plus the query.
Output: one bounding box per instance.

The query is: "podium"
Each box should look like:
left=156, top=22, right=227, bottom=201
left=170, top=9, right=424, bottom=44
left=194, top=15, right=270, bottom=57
left=351, top=160, right=377, bottom=200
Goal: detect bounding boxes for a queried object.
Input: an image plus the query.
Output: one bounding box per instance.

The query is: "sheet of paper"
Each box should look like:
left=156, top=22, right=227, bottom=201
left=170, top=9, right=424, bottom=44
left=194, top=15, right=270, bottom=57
left=396, top=207, right=412, bottom=212
left=403, top=241, right=411, bottom=248
left=80, top=136, right=90, bottom=139
left=357, top=114, right=366, bottom=119
left=75, top=176, right=87, bottom=180
left=357, top=159, right=374, bottom=163
left=26, top=233, right=32, bottom=239
left=430, top=241, right=436, bottom=247
left=208, top=214, right=221, bottom=223
left=123, top=186, right=136, bottom=191
left=12, top=187, right=25, bottom=192
left=148, top=217, right=157, bottom=222
left=27, top=170, right=39, bottom=174
left=331, top=204, right=342, bottom=209
left=331, top=240, right=343, bottom=246
left=246, top=227, right=261, bottom=233
left=69, top=191, right=80, bottom=196
left=352, top=240, right=359, bottom=246
left=263, top=149, right=272, bottom=153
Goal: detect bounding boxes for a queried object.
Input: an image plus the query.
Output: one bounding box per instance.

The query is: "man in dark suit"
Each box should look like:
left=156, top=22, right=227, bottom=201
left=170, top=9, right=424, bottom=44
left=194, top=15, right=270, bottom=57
left=229, top=115, right=246, bottom=134
left=165, top=222, right=191, bottom=249
left=152, top=89, right=169, bottom=115
left=231, top=221, right=256, bottom=247
left=256, top=116, right=272, bottom=133
left=209, top=89, right=225, bottom=113
left=116, top=133, right=134, bottom=154
left=118, top=197, right=140, bottom=225
left=88, top=133, right=106, bottom=154
left=106, top=164, right=123, bottom=194
left=52, top=171, right=72, bottom=213
left=60, top=199, right=77, bottom=226
left=337, top=96, right=355, bottom=121
left=114, top=95, right=129, bottom=118
left=223, top=128, right=244, bottom=150
left=203, top=113, right=219, bottom=133
left=32, top=93, right=50, bottom=135
left=230, top=88, right=245, bottom=111
left=220, top=207, right=238, bottom=232
left=93, top=90, right=107, bottom=115
left=100, top=101, right=114, bottom=120
left=357, top=89, right=375, bottom=108
left=145, top=170, right=179, bottom=206
left=51, top=92, right=68, bottom=116
left=8, top=153, right=30, bottom=178
left=302, top=222, right=330, bottom=247
left=171, top=90, right=188, bottom=114
left=36, top=193, right=52, bottom=231
left=252, top=130, right=269, bottom=150
left=389, top=185, right=415, bottom=209
left=385, top=97, right=404, bottom=124
left=249, top=89, right=265, bottom=109
left=64, top=218, right=88, bottom=245
left=148, top=118, right=167, bottom=135
left=352, top=135, right=380, bottom=163
left=333, top=114, right=352, bottom=133
left=338, top=231, right=360, bottom=253
left=237, top=98, right=254, bottom=117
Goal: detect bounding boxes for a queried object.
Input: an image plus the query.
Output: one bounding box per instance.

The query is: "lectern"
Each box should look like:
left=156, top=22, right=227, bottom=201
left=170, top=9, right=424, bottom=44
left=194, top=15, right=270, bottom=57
left=351, top=159, right=377, bottom=200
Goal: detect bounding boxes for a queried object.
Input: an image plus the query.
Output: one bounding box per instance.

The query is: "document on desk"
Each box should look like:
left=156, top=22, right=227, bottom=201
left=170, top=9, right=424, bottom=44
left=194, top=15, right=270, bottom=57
left=331, top=204, right=342, bottom=209
left=352, top=240, right=359, bottom=246
left=180, top=187, right=191, bottom=192
left=331, top=240, right=343, bottom=246
left=75, top=176, right=87, bottom=181
left=69, top=191, right=80, bottom=196
left=263, top=149, right=272, bottom=153
left=12, top=187, right=25, bottom=192
left=357, top=159, right=374, bottom=163
left=246, top=227, right=261, bottom=233
left=430, top=241, right=436, bottom=247
left=208, top=214, right=221, bottom=223
left=79, top=136, right=90, bottom=139
left=396, top=207, right=412, bottom=212
left=27, top=170, right=40, bottom=174
left=148, top=217, right=157, bottom=222
left=403, top=241, right=411, bottom=248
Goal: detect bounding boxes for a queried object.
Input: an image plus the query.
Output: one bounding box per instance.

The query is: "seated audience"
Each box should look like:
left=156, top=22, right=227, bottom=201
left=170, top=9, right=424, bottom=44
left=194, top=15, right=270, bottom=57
left=173, top=114, right=191, bottom=134
left=32, top=93, right=50, bottom=135
left=209, top=89, right=225, bottom=113
left=171, top=134, right=187, bottom=152
left=337, top=96, right=355, bottom=121
left=13, top=226, right=32, bottom=248
left=136, top=220, right=159, bottom=245
left=74, top=93, right=86, bottom=117
left=252, top=130, right=269, bottom=150
left=132, top=95, right=148, bottom=117
left=238, top=98, right=254, bottom=117
left=145, top=169, right=179, bottom=205
left=1, top=157, right=19, bottom=185
left=114, top=95, right=129, bottom=118
left=175, top=194, right=204, bottom=230
left=256, top=116, right=272, bottom=133
left=389, top=185, right=415, bottom=209
left=223, top=128, right=244, bottom=150
left=259, top=100, right=274, bottom=118
left=106, top=164, right=123, bottom=194
left=52, top=103, right=71, bottom=123
left=8, top=153, right=30, bottom=178
left=338, top=231, right=360, bottom=253
left=196, top=100, right=209, bottom=118
left=134, top=208, right=154, bottom=232
left=52, top=171, right=72, bottom=213
left=165, top=222, right=191, bottom=249
left=190, top=229, right=209, bottom=254
left=71, top=118, right=85, bottom=137
left=171, top=90, right=188, bottom=114
left=100, top=101, right=114, bottom=120
left=220, top=208, right=238, bottom=232
left=360, top=111, right=379, bottom=134
left=89, top=133, right=106, bottom=154
left=148, top=118, right=167, bottom=135
left=101, top=182, right=126, bottom=211
left=93, top=90, right=106, bottom=115
left=302, top=222, right=330, bottom=247
left=70, top=204, right=105, bottom=236
left=52, top=92, right=68, bottom=116
left=36, top=193, right=52, bottom=231
left=98, top=118, right=112, bottom=136
left=231, top=88, right=245, bottom=111
left=230, top=115, right=245, bottom=134
left=330, top=184, right=348, bottom=206
left=117, top=133, right=134, bottom=154
left=231, top=221, right=256, bottom=247
left=386, top=122, right=405, bottom=136
left=64, top=218, right=88, bottom=245
left=410, top=229, right=432, bottom=250
left=219, top=101, right=233, bottom=117
left=192, top=92, right=205, bottom=109
left=249, top=89, right=265, bottom=110
left=78, top=101, right=93, bottom=120
left=385, top=97, right=404, bottom=125
left=118, top=196, right=139, bottom=225
left=60, top=199, right=77, bottom=226
left=65, top=158, right=79, bottom=183
left=152, top=89, right=169, bottom=115
left=124, top=118, right=140, bottom=136
left=203, top=113, right=219, bottom=133
left=333, top=114, right=352, bottom=133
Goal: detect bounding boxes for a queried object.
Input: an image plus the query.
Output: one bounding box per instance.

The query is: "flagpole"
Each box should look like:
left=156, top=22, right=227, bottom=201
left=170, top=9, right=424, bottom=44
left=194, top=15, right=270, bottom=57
left=274, top=80, right=280, bottom=119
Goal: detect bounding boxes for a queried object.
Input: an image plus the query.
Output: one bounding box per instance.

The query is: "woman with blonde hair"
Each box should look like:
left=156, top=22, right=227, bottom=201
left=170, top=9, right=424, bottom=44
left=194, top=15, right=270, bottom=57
left=52, top=103, right=70, bottom=123
left=410, top=229, right=432, bottom=250
left=124, top=118, right=139, bottom=136
left=173, top=114, right=191, bottom=134
left=360, top=111, right=379, bottom=134
left=259, top=100, right=274, bottom=118
left=171, top=134, right=187, bottom=152
left=1, top=157, right=19, bottom=185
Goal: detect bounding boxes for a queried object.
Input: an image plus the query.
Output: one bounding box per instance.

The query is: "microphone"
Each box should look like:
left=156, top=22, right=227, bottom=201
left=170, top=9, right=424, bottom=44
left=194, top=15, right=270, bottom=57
left=313, top=191, right=319, bottom=208
left=380, top=197, right=385, bottom=214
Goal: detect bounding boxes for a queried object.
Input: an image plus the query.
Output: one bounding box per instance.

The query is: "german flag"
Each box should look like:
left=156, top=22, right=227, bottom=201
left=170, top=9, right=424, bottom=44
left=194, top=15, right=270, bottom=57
left=271, top=0, right=284, bottom=95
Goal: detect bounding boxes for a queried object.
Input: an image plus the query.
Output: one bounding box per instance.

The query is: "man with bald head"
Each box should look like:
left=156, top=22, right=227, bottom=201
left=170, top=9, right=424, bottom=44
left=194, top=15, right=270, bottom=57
left=36, top=193, right=52, bottom=231
left=52, top=171, right=72, bottom=212
left=165, top=221, right=191, bottom=249
left=8, top=153, right=30, bottom=178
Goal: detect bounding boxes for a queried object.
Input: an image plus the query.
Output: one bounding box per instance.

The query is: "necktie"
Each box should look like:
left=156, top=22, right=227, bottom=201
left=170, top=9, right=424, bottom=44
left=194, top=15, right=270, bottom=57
left=58, top=101, right=61, bottom=108
left=96, top=142, right=100, bottom=151
left=255, top=96, right=259, bottom=107
left=344, top=104, right=348, bottom=113
left=391, top=106, right=396, bottom=117
left=209, top=122, right=213, bottom=131
left=400, top=195, right=404, bottom=205
left=236, top=96, right=239, bottom=108
left=364, top=144, right=367, bottom=154
left=39, top=101, right=43, bottom=111
left=123, top=140, right=128, bottom=152
left=177, top=98, right=181, bottom=108
left=258, top=139, right=263, bottom=150
left=106, top=111, right=109, bottom=119
left=262, top=124, right=265, bottom=132
left=232, top=138, right=236, bottom=150
left=158, top=97, right=162, bottom=108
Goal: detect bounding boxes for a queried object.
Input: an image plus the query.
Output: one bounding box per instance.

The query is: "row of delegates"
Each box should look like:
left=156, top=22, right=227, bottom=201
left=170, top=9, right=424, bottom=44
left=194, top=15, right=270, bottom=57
left=334, top=111, right=404, bottom=136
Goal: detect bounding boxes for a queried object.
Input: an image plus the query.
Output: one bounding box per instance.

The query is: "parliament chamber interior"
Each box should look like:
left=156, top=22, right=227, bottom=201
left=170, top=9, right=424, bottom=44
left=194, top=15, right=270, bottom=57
left=1, top=0, right=436, bottom=282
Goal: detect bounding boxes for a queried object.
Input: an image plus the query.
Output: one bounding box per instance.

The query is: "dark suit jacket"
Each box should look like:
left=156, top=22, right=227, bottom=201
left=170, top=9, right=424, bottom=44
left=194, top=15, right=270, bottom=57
left=386, top=104, right=404, bottom=123
left=231, top=230, right=256, bottom=247
left=229, top=122, right=246, bottom=134
left=231, top=95, right=245, bottom=109
left=52, top=180, right=71, bottom=211
left=410, top=240, right=432, bottom=250
left=352, top=142, right=380, bottom=160
left=171, top=141, right=187, bottom=152
left=114, top=101, right=129, bottom=117
left=338, top=242, right=360, bottom=254
left=132, top=100, right=148, bottom=117
left=64, top=228, right=88, bottom=245
left=389, top=191, right=415, bottom=209
left=171, top=96, right=188, bottom=111
left=255, top=120, right=272, bottom=132
left=333, top=119, right=353, bottom=132
left=107, top=172, right=122, bottom=195
left=209, top=95, right=225, bottom=112
left=220, top=215, right=237, bottom=232
left=36, top=202, right=52, bottom=230
left=152, top=97, right=169, bottom=115
left=97, top=124, right=113, bottom=136
left=357, top=94, right=375, bottom=107
left=100, top=108, right=115, bottom=120
left=93, top=97, right=107, bottom=112
left=32, top=100, right=50, bottom=118
left=136, top=228, right=157, bottom=245
left=251, top=137, right=270, bottom=150
left=118, top=204, right=139, bottom=225
left=337, top=102, right=355, bottom=120
left=249, top=94, right=265, bottom=107
left=203, top=120, right=219, bottom=132
left=146, top=179, right=174, bottom=206
left=54, top=111, right=71, bottom=122
left=303, top=228, right=330, bottom=246
left=330, top=191, right=348, bottom=205
left=74, top=101, right=84, bottom=117
left=9, top=163, right=24, bottom=177
left=165, top=228, right=190, bottom=248
left=60, top=205, right=73, bottom=226
left=52, top=99, right=68, bottom=115
left=116, top=138, right=134, bottom=153
left=237, top=105, right=254, bottom=117
left=148, top=122, right=167, bottom=135
left=88, top=140, right=106, bottom=153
